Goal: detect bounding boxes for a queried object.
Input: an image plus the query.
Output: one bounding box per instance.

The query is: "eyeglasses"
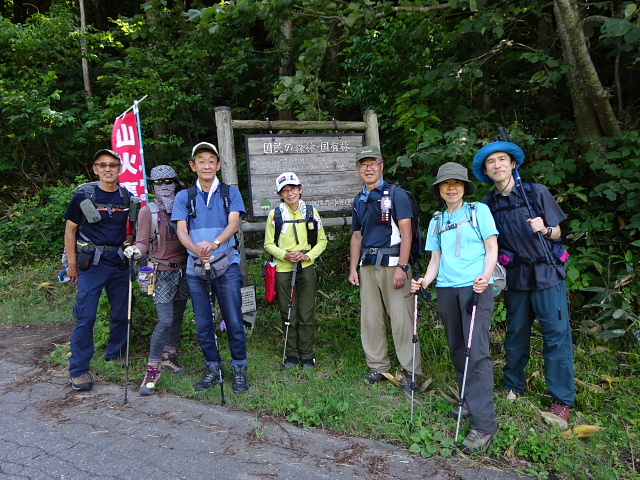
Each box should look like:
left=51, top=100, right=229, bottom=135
left=357, top=161, right=382, bottom=170
left=152, top=179, right=175, bottom=185
left=280, top=187, right=299, bottom=194
left=94, top=162, right=121, bottom=169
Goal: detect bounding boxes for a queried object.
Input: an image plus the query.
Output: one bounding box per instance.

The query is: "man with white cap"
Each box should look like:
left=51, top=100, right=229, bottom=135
left=172, top=142, right=249, bottom=394
left=472, top=140, right=574, bottom=422
left=264, top=172, right=327, bottom=370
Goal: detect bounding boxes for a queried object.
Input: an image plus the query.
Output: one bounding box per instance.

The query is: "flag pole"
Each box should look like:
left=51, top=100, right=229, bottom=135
left=116, top=95, right=149, bottom=119
left=132, top=98, right=149, bottom=204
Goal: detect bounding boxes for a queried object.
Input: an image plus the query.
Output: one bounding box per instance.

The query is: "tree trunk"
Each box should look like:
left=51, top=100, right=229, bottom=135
left=554, top=0, right=620, bottom=137
left=278, top=19, right=294, bottom=121
left=78, top=0, right=93, bottom=101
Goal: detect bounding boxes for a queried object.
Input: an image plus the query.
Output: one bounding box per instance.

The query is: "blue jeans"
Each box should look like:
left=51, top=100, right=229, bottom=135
left=503, top=281, right=575, bottom=406
left=69, top=262, right=130, bottom=377
left=187, top=264, right=247, bottom=366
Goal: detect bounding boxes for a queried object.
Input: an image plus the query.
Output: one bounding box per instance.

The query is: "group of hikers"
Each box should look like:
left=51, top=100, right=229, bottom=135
left=63, top=138, right=575, bottom=455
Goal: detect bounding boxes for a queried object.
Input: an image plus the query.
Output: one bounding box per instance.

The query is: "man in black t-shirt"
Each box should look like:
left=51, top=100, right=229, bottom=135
left=64, top=149, right=132, bottom=391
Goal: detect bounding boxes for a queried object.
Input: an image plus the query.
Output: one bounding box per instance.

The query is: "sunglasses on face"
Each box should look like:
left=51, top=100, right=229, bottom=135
left=152, top=179, right=175, bottom=185
left=94, top=162, right=121, bottom=169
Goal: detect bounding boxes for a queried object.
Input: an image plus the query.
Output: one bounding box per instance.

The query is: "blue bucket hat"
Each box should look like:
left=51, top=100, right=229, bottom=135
left=472, top=141, right=525, bottom=184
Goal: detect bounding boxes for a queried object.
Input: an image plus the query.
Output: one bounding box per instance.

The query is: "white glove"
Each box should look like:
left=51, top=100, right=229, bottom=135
left=124, top=245, right=141, bottom=259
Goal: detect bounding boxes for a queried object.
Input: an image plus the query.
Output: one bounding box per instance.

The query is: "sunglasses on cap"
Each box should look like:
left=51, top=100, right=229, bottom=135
left=152, top=179, right=175, bottom=185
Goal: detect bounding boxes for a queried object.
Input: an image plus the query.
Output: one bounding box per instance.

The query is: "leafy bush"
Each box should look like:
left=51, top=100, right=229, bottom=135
left=0, top=181, right=78, bottom=266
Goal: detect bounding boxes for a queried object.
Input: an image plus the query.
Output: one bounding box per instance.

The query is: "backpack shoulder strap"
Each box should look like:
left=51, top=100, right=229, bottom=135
left=305, top=203, right=318, bottom=248
left=187, top=185, right=198, bottom=220
left=118, top=185, right=131, bottom=208
left=468, top=202, right=478, bottom=228
left=219, top=182, right=231, bottom=213
left=431, top=211, right=442, bottom=237
left=273, top=207, right=284, bottom=246
left=147, top=202, right=160, bottom=252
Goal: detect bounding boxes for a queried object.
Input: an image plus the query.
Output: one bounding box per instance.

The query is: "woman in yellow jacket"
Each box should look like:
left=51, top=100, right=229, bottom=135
left=264, top=172, right=327, bottom=370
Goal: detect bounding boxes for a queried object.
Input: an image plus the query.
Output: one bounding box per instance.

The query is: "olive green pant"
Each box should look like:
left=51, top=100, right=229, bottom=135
left=276, top=264, right=317, bottom=360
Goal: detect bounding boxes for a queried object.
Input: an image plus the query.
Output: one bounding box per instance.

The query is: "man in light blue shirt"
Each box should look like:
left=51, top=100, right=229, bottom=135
left=173, top=142, right=248, bottom=394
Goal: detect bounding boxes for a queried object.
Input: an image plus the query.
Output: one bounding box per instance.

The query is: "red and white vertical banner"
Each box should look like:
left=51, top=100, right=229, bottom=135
left=112, top=99, right=149, bottom=205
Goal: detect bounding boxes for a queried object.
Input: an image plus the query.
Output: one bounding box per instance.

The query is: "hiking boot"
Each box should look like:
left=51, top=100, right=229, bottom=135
left=363, top=369, right=387, bottom=385
left=139, top=364, right=161, bottom=396
left=232, top=364, right=249, bottom=394
left=281, top=355, right=299, bottom=370
left=301, top=358, right=316, bottom=370
left=461, top=429, right=494, bottom=454
left=549, top=399, right=571, bottom=421
left=70, top=374, right=93, bottom=391
left=401, top=369, right=416, bottom=394
left=450, top=401, right=470, bottom=420
left=161, top=352, right=186, bottom=375
left=195, top=363, right=223, bottom=391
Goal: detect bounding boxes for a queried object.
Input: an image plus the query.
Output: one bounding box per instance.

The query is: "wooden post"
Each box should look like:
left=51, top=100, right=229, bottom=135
left=215, top=106, right=248, bottom=285
left=363, top=110, right=379, bottom=147
left=215, top=106, right=238, bottom=188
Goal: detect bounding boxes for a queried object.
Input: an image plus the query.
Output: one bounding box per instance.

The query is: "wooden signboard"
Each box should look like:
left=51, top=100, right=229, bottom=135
left=245, top=133, right=365, bottom=219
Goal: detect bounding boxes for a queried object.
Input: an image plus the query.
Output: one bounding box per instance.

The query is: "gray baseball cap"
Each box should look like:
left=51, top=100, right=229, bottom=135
left=355, top=145, right=383, bottom=163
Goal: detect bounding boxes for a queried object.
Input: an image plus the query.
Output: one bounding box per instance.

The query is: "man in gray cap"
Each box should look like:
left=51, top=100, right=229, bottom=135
left=348, top=145, right=421, bottom=392
left=64, top=149, right=134, bottom=391
left=472, top=140, right=574, bottom=422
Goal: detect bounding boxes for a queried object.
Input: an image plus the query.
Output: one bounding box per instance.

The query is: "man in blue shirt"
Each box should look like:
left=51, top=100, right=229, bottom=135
left=472, top=140, right=575, bottom=421
left=348, top=146, right=421, bottom=392
left=173, top=142, right=249, bottom=394
left=64, top=149, right=132, bottom=391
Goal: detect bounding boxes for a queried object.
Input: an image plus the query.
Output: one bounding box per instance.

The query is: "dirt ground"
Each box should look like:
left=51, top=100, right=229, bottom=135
left=0, top=321, right=74, bottom=365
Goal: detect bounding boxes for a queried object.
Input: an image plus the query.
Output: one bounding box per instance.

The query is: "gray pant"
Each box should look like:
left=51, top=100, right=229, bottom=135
left=148, top=300, right=187, bottom=363
left=437, top=286, right=497, bottom=434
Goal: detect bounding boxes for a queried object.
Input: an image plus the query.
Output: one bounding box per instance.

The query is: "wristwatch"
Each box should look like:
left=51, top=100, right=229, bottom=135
left=545, top=227, right=553, bottom=238
left=213, top=239, right=221, bottom=246
left=397, top=264, right=409, bottom=272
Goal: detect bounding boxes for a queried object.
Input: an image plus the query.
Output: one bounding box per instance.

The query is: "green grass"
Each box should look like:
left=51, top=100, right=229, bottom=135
left=2, top=229, right=639, bottom=479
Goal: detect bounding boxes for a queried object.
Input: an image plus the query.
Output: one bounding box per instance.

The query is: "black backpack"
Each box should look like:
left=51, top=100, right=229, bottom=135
left=272, top=204, right=318, bottom=248
left=354, top=183, right=424, bottom=268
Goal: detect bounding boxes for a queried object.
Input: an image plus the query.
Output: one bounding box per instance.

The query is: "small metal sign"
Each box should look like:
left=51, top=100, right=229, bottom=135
left=241, top=285, right=257, bottom=314
left=245, top=133, right=365, bottom=219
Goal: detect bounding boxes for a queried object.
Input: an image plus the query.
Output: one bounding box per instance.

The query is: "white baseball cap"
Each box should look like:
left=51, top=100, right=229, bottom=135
left=191, top=142, right=219, bottom=157
left=275, top=172, right=301, bottom=193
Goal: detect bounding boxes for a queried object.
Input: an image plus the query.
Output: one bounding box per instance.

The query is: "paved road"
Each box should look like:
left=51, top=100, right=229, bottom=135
left=0, top=360, right=528, bottom=479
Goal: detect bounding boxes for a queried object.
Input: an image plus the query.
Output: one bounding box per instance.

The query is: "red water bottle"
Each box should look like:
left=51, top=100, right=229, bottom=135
left=380, top=190, right=391, bottom=223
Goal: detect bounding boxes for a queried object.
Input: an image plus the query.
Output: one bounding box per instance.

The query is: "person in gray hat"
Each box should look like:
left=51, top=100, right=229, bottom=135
left=348, top=145, right=421, bottom=392
left=411, top=162, right=498, bottom=454
left=472, top=140, right=574, bottom=422
left=126, top=165, right=190, bottom=395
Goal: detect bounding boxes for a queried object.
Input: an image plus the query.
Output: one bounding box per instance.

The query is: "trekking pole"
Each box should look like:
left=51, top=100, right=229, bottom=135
left=454, top=291, right=480, bottom=446
left=204, top=262, right=226, bottom=406
left=407, top=271, right=432, bottom=434
left=497, top=127, right=555, bottom=266
left=123, top=257, right=136, bottom=405
left=281, top=263, right=299, bottom=366
left=410, top=284, right=419, bottom=434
